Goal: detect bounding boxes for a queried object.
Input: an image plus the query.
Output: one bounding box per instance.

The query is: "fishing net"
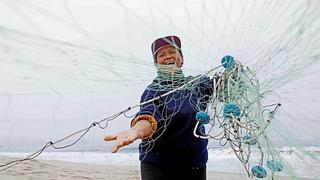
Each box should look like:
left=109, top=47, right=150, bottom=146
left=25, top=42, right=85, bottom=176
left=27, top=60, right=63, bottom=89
left=0, top=0, right=320, bottom=179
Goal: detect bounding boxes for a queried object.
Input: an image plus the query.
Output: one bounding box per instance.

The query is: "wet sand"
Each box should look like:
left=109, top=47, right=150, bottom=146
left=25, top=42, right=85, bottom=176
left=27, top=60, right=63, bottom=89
left=0, top=156, right=316, bottom=180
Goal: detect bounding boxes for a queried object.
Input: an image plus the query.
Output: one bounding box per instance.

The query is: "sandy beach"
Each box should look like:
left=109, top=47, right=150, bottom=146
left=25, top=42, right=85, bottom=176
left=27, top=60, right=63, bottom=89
left=0, top=156, right=317, bottom=180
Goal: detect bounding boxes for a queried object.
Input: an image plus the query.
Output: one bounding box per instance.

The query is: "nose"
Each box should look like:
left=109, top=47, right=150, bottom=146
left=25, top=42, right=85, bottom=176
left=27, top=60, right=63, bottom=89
left=164, top=53, right=175, bottom=61
left=164, top=53, right=171, bottom=59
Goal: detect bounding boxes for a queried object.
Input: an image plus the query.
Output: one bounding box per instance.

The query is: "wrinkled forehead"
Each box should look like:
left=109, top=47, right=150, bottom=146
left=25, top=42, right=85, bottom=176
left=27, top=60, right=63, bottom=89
left=157, top=45, right=178, bottom=55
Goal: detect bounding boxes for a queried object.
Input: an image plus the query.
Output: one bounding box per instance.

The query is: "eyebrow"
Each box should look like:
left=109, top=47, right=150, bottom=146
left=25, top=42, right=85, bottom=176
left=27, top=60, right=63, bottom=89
left=157, top=47, right=177, bottom=56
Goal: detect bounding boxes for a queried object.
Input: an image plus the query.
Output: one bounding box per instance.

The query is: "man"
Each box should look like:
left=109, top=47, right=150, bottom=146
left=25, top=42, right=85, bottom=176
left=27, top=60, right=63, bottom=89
left=104, top=35, right=214, bottom=180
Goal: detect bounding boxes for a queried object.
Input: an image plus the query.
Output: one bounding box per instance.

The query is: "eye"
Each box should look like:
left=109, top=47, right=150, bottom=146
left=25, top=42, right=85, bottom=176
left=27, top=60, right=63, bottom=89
left=158, top=53, right=164, bottom=58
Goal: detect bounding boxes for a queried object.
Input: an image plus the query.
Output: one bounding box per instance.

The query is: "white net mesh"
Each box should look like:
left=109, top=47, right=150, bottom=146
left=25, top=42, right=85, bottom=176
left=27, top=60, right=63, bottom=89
left=0, top=0, right=320, bottom=179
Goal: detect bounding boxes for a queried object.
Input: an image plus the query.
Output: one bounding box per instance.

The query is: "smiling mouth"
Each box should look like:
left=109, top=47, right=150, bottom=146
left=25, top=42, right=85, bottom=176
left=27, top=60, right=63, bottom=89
left=165, top=62, right=175, bottom=65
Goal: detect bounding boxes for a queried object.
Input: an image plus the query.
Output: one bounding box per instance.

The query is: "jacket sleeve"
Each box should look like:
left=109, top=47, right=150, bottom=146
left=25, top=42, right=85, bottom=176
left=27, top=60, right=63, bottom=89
left=131, top=88, right=164, bottom=138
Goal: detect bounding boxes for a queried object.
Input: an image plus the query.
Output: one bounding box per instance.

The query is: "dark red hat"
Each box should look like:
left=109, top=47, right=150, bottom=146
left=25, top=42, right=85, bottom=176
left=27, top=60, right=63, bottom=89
left=151, top=35, right=183, bottom=63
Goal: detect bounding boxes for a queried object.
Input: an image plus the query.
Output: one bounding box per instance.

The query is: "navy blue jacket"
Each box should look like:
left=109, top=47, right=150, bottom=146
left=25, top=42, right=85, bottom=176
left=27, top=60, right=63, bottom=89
left=135, top=72, right=216, bottom=168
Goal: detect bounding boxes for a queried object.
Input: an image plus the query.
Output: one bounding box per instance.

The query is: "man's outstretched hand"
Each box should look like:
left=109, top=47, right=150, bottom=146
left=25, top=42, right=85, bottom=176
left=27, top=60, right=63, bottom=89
left=104, top=119, right=154, bottom=153
left=104, top=129, right=140, bottom=153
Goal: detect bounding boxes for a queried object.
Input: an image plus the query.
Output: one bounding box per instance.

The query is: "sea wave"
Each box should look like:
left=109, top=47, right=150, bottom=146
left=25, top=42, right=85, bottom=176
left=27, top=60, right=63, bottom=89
left=1, top=146, right=319, bottom=178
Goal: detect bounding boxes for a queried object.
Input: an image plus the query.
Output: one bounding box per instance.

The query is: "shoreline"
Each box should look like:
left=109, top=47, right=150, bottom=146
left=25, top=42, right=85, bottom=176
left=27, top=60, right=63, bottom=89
left=0, top=156, right=316, bottom=180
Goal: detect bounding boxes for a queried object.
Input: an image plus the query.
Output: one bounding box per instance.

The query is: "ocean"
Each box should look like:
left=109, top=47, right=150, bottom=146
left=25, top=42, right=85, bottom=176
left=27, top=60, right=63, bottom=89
left=1, top=146, right=319, bottom=179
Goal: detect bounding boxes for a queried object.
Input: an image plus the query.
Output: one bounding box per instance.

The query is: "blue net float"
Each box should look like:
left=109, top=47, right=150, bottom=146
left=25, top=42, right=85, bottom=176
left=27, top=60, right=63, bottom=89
left=243, top=133, right=257, bottom=145
left=221, top=55, right=235, bottom=69
left=251, top=165, right=267, bottom=178
left=267, top=160, right=283, bottom=172
left=223, top=103, right=241, bottom=118
left=195, top=111, right=210, bottom=124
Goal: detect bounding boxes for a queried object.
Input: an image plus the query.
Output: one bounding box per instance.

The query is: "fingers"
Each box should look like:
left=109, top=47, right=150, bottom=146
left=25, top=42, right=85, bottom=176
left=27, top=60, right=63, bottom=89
left=105, top=129, right=139, bottom=153
left=111, top=138, right=133, bottom=153
left=104, top=134, right=134, bottom=142
left=104, top=134, right=117, bottom=141
left=111, top=144, right=120, bottom=153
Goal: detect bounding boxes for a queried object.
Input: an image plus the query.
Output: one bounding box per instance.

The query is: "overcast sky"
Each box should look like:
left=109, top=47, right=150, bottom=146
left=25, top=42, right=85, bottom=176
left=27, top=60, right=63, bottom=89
left=0, top=0, right=319, bottom=151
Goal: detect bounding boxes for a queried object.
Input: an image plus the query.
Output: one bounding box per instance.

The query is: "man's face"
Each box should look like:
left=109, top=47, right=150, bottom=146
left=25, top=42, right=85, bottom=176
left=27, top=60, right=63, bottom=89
left=156, top=46, right=183, bottom=68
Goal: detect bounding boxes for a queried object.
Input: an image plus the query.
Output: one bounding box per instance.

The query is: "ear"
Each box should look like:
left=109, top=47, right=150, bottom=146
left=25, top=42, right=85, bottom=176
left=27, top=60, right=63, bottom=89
left=176, top=53, right=184, bottom=68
